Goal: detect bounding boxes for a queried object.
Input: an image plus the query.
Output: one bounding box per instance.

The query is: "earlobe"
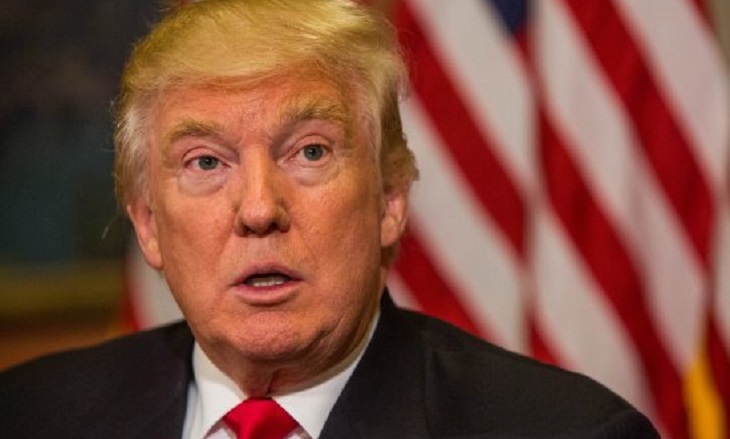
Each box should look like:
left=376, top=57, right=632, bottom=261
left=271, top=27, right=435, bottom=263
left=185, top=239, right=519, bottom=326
left=380, top=189, right=409, bottom=248
left=126, top=199, right=163, bottom=270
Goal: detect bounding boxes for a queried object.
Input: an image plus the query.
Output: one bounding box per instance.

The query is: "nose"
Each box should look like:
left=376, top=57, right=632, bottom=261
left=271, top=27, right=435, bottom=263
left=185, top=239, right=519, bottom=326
left=233, top=151, right=290, bottom=236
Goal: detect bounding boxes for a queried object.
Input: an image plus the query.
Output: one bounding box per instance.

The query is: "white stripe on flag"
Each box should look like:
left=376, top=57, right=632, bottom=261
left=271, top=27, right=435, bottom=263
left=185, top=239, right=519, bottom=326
left=386, top=271, right=422, bottom=311
left=406, top=0, right=536, bottom=193
left=532, top=201, right=656, bottom=417
left=402, top=97, right=526, bottom=350
left=536, top=0, right=705, bottom=371
left=614, top=0, right=730, bottom=188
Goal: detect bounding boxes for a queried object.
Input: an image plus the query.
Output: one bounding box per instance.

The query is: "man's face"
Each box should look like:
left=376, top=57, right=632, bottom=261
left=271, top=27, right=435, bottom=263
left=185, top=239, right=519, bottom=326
left=128, top=76, right=407, bottom=391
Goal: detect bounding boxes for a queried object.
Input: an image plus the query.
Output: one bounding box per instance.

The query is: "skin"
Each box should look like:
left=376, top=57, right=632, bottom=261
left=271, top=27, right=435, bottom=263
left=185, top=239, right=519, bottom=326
left=127, top=76, right=409, bottom=396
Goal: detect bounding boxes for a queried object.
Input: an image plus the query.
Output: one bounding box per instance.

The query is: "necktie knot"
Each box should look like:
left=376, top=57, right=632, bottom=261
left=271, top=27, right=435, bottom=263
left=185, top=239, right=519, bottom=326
left=223, top=398, right=298, bottom=439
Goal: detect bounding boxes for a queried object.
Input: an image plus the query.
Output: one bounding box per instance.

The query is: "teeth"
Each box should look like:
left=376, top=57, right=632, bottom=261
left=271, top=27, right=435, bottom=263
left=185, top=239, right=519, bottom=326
left=245, top=274, right=289, bottom=288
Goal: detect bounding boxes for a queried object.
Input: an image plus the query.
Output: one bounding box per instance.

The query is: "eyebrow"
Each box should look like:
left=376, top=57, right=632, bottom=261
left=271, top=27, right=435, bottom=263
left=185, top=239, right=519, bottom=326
left=278, top=97, right=352, bottom=140
left=160, top=96, right=353, bottom=152
left=163, top=120, right=226, bottom=151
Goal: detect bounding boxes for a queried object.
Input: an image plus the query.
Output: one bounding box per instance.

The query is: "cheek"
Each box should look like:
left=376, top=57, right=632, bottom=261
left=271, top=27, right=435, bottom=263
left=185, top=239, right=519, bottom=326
left=154, top=197, right=231, bottom=277
left=302, top=181, right=383, bottom=277
left=153, top=205, right=234, bottom=323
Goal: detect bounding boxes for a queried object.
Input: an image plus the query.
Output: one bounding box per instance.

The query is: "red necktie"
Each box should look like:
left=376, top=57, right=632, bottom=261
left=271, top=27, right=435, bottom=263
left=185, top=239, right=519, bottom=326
left=223, top=398, right=298, bottom=439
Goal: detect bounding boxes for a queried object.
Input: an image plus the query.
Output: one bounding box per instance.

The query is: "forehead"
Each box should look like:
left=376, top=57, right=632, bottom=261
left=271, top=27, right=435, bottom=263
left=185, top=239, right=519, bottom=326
left=151, top=76, right=356, bottom=139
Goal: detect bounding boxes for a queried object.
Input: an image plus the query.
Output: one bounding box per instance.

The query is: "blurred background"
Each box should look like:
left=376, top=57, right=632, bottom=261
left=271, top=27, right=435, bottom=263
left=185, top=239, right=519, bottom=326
left=0, top=1, right=165, bottom=367
left=2, top=1, right=730, bottom=438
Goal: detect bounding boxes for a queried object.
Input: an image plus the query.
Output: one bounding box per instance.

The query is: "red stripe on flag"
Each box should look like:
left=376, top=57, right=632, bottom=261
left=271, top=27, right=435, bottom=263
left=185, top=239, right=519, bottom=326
left=707, top=316, right=730, bottom=438
left=564, top=0, right=714, bottom=270
left=395, top=227, right=488, bottom=339
left=539, top=110, right=690, bottom=439
left=396, top=3, right=526, bottom=258
left=120, top=251, right=142, bottom=332
left=687, top=0, right=712, bottom=28
left=528, top=313, right=563, bottom=366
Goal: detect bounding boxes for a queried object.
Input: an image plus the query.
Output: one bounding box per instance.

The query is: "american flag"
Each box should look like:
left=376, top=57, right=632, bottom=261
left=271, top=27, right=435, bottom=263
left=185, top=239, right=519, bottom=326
left=124, top=1, right=730, bottom=438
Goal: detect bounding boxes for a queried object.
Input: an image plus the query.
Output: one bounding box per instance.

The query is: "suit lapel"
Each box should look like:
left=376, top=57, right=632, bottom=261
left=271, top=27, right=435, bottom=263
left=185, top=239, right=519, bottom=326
left=320, top=293, right=432, bottom=439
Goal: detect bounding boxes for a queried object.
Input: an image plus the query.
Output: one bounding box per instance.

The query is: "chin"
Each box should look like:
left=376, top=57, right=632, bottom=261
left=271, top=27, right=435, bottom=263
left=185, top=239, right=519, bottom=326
left=228, top=319, right=317, bottom=363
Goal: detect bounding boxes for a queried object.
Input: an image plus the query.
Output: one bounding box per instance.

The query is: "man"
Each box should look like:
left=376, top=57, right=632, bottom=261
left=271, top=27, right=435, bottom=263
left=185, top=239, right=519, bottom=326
left=0, top=1, right=659, bottom=438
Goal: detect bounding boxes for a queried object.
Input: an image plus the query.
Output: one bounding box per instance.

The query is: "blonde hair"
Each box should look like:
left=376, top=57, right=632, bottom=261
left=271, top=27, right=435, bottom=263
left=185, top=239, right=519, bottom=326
left=114, top=0, right=418, bottom=207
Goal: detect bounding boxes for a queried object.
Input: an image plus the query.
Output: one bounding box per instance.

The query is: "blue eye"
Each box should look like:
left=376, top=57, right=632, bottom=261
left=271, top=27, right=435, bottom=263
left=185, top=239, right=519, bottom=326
left=301, top=144, right=325, bottom=161
left=195, top=156, right=220, bottom=170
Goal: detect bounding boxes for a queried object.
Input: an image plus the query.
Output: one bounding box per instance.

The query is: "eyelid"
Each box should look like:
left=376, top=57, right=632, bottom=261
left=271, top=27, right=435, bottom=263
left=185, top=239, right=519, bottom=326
left=182, top=147, right=230, bottom=171
left=277, top=116, right=341, bottom=148
left=183, top=148, right=215, bottom=162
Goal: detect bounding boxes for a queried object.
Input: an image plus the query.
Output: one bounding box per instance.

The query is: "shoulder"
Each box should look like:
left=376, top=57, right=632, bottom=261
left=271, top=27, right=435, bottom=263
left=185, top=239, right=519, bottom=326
left=0, top=321, right=192, bottom=388
left=396, top=308, right=659, bottom=438
left=0, top=321, right=193, bottom=437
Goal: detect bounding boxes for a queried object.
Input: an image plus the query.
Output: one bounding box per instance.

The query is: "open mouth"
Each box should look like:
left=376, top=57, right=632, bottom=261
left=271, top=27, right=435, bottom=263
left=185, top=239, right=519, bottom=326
left=243, top=272, right=292, bottom=288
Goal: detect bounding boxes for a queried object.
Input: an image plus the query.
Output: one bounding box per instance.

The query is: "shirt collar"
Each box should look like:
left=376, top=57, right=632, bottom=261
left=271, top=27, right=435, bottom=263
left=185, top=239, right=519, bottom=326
left=188, top=311, right=379, bottom=438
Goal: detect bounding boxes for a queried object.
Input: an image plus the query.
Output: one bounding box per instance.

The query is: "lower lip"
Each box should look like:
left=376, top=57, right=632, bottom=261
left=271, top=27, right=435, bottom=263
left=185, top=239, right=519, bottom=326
left=231, top=280, right=300, bottom=306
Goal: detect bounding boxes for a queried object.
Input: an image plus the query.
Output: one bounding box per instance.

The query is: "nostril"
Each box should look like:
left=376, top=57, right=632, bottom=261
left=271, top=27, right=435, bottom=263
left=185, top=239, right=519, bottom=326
left=236, top=201, right=290, bottom=236
left=240, top=218, right=286, bottom=237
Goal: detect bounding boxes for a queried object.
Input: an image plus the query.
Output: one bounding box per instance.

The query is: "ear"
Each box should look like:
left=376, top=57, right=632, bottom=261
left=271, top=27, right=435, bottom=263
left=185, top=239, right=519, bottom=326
left=380, top=188, right=409, bottom=248
left=127, top=198, right=163, bottom=270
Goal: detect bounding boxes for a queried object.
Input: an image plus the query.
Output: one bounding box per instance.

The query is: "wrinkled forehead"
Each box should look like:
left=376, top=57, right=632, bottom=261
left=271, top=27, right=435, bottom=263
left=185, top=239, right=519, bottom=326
left=166, top=66, right=373, bottom=131
left=166, top=82, right=343, bottom=134
left=148, top=71, right=376, bottom=147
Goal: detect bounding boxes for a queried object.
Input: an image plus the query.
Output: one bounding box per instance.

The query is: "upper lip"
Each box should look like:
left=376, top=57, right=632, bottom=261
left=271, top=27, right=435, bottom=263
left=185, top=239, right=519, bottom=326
left=233, top=263, right=302, bottom=286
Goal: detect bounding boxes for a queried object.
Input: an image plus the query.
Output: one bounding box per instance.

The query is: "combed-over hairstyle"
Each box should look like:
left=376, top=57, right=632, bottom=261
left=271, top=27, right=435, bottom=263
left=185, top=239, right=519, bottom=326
left=114, top=0, right=418, bottom=207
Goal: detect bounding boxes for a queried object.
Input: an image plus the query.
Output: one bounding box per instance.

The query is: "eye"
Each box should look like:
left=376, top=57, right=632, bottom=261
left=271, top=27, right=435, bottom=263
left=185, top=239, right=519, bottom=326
left=300, top=144, right=326, bottom=162
left=194, top=155, right=220, bottom=171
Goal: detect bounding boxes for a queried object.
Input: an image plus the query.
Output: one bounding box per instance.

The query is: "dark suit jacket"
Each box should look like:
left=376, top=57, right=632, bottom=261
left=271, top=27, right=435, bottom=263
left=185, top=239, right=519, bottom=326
left=0, top=294, right=658, bottom=438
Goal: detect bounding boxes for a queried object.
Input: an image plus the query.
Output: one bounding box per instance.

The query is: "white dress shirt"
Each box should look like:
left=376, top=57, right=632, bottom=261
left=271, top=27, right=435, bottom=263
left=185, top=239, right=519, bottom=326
left=181, top=312, right=378, bottom=439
